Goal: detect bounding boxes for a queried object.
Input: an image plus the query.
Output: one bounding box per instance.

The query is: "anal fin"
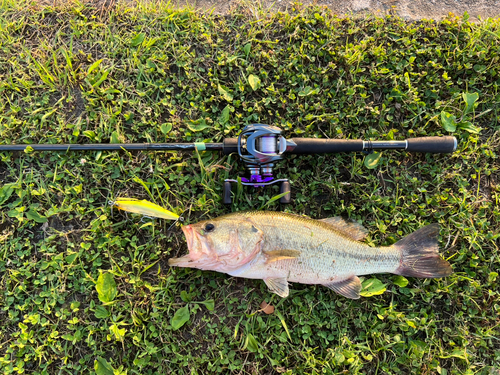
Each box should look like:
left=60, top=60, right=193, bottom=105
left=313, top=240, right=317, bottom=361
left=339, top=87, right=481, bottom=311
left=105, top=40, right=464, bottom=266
left=264, top=277, right=289, bottom=298
left=323, top=275, right=361, bottom=299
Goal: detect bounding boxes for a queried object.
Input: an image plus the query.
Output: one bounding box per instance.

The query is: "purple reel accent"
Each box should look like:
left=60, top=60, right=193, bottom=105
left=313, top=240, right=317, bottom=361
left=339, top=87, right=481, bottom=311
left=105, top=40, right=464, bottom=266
left=241, top=175, right=274, bottom=187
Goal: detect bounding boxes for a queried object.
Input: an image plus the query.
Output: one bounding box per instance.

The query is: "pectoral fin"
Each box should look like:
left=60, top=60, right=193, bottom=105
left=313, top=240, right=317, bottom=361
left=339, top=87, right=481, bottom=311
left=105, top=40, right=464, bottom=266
left=263, top=250, right=301, bottom=263
left=323, top=275, right=361, bottom=299
left=264, top=277, right=289, bottom=298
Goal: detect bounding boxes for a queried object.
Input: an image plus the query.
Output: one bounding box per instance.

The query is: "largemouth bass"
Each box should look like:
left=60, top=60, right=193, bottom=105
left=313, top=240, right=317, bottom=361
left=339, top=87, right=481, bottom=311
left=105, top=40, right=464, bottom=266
left=168, top=211, right=452, bottom=298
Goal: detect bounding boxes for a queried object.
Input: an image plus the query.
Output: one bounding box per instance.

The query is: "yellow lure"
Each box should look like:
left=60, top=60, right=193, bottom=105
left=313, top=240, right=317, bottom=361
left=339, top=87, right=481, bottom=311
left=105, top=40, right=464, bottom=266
left=112, top=198, right=179, bottom=220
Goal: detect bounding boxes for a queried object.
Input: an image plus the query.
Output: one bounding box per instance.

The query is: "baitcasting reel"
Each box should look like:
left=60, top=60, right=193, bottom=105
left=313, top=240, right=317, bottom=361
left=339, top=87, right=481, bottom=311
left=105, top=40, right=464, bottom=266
left=222, top=124, right=297, bottom=204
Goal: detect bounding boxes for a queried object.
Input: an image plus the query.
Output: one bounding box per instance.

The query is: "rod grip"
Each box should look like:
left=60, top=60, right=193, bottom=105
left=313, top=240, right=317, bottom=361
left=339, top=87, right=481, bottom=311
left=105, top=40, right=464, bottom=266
left=223, top=138, right=239, bottom=155
left=290, top=138, right=364, bottom=154
left=406, top=136, right=457, bottom=153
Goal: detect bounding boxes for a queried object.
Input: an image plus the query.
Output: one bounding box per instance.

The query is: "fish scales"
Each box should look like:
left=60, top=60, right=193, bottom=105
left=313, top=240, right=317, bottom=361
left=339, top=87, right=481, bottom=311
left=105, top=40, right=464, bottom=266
left=232, top=212, right=400, bottom=284
left=168, top=210, right=453, bottom=299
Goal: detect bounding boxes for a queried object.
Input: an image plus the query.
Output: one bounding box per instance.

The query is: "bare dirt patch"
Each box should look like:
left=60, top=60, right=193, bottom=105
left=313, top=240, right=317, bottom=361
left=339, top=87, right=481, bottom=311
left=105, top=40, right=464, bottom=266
left=39, top=0, right=500, bottom=20
left=170, top=0, right=500, bottom=20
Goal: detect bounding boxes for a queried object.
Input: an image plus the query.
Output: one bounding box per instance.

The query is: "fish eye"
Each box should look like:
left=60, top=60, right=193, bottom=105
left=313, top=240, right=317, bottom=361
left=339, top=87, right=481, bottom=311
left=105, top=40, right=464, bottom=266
left=204, top=223, right=215, bottom=233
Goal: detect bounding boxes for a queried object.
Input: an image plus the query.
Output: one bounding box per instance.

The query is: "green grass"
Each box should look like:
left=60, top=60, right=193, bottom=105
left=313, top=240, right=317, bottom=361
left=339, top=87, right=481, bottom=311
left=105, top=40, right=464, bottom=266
left=0, top=0, right=499, bottom=374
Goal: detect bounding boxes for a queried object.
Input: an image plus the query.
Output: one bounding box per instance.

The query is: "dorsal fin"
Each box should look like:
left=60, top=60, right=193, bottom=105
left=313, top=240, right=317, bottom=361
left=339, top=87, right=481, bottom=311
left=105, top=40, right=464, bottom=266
left=263, top=250, right=301, bottom=263
left=319, top=217, right=368, bottom=241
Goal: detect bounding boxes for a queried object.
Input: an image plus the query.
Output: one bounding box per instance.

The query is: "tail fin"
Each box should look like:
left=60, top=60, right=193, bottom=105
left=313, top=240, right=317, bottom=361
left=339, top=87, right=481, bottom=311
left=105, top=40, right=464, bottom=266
left=394, top=224, right=453, bottom=278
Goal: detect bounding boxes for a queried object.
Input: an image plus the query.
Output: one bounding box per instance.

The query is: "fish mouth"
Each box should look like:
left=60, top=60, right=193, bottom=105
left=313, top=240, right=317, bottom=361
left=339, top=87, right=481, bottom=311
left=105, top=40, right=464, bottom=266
left=168, top=225, right=216, bottom=268
left=182, top=224, right=195, bottom=254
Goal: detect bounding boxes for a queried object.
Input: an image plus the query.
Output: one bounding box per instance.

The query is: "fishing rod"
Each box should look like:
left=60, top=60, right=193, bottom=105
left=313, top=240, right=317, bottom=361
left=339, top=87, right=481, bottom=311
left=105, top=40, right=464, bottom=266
left=0, top=124, right=457, bottom=204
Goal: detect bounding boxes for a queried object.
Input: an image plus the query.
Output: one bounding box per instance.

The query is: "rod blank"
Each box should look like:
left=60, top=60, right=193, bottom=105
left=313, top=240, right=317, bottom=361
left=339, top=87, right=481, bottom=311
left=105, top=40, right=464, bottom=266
left=0, top=143, right=224, bottom=152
